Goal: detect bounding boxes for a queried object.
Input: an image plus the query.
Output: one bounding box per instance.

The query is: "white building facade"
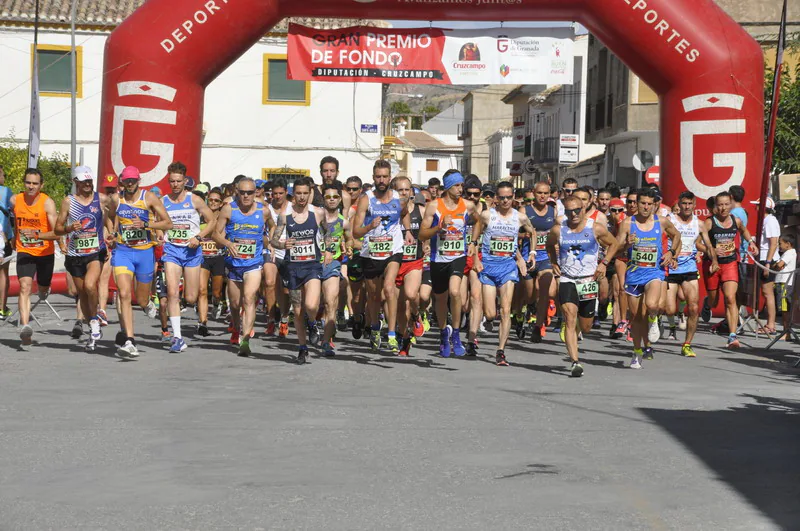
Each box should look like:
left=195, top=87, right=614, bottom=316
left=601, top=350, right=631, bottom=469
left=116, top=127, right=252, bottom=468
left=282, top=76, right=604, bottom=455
left=486, top=129, right=512, bottom=183
left=0, top=14, right=384, bottom=187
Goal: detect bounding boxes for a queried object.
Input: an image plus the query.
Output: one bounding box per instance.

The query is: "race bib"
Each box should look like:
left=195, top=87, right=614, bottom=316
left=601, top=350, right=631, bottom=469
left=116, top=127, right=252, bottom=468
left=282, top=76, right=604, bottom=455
left=465, top=230, right=472, bottom=246
left=20, top=233, right=43, bottom=249
left=440, top=231, right=465, bottom=257
left=632, top=245, right=658, bottom=268
left=234, top=238, right=256, bottom=260
left=489, top=236, right=515, bottom=257
left=679, top=235, right=696, bottom=257
left=291, top=238, right=316, bottom=262
left=201, top=239, right=220, bottom=257
left=535, top=233, right=548, bottom=251
left=576, top=279, right=599, bottom=301
left=74, top=232, right=99, bottom=254
left=368, top=235, right=393, bottom=259
left=716, top=237, right=735, bottom=258
left=121, top=227, right=147, bottom=246
left=402, top=243, right=418, bottom=262
left=168, top=223, right=191, bottom=246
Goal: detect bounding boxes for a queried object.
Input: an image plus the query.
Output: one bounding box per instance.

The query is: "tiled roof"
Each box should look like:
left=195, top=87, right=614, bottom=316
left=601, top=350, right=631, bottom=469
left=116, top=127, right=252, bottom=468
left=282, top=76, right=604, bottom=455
left=0, top=1, right=387, bottom=30
left=400, top=130, right=460, bottom=151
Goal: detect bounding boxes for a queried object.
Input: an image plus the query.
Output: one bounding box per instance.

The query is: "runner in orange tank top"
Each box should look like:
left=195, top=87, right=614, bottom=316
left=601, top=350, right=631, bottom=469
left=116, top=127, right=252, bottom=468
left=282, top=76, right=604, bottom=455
left=10, top=168, right=59, bottom=348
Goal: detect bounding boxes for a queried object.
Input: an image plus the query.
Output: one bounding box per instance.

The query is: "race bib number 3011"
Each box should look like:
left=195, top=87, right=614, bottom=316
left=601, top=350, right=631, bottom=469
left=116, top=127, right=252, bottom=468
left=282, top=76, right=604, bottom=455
left=291, top=238, right=316, bottom=262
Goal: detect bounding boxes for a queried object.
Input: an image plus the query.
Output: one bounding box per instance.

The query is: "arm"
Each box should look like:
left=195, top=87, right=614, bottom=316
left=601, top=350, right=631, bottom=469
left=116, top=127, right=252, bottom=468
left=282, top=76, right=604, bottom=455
left=145, top=191, right=174, bottom=232
left=211, top=204, right=238, bottom=257
left=352, top=195, right=377, bottom=240
left=736, top=217, right=757, bottom=255
left=616, top=218, right=632, bottom=253
left=28, top=198, right=60, bottom=241
left=471, top=209, right=490, bottom=270
left=546, top=225, right=561, bottom=277
left=54, top=196, right=73, bottom=236
left=270, top=214, right=289, bottom=250
left=318, top=209, right=334, bottom=266
left=418, top=202, right=439, bottom=242
left=193, top=194, right=216, bottom=240
left=698, top=222, right=718, bottom=267
left=660, top=217, right=681, bottom=268
left=595, top=224, right=619, bottom=280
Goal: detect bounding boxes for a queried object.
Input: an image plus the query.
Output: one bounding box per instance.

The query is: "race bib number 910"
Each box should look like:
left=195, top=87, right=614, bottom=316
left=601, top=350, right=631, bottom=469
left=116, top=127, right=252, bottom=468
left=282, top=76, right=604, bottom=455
left=440, top=231, right=465, bottom=256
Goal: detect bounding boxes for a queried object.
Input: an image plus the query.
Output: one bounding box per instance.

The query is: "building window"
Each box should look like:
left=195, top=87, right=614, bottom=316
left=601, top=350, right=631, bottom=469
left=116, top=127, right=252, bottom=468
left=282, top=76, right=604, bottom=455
left=32, top=44, right=83, bottom=98
left=426, top=159, right=439, bottom=172
left=262, top=54, right=310, bottom=106
left=262, top=167, right=310, bottom=184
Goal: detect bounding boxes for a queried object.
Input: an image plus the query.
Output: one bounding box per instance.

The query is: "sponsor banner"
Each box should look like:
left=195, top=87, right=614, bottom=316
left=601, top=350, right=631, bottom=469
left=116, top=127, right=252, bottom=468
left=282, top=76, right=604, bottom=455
left=287, top=24, right=574, bottom=85
left=512, top=121, right=526, bottom=153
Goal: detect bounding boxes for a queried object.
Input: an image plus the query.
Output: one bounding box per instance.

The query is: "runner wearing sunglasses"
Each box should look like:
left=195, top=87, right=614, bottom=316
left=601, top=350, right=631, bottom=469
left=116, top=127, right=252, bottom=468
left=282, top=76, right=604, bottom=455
left=318, top=181, right=350, bottom=357
left=462, top=175, right=485, bottom=356
left=197, top=189, right=225, bottom=337
left=265, top=179, right=293, bottom=338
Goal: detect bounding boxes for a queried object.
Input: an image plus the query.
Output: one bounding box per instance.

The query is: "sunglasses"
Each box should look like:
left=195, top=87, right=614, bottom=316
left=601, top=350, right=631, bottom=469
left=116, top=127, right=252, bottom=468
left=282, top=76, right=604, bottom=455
left=610, top=208, right=624, bottom=213
left=563, top=189, right=576, bottom=194
left=208, top=198, right=222, bottom=203
left=565, top=207, right=582, bottom=217
left=238, top=190, right=255, bottom=196
left=626, top=200, right=636, bottom=204
left=121, top=179, right=139, bottom=185
left=497, top=195, right=513, bottom=201
left=324, top=194, right=340, bottom=200
left=465, top=191, right=480, bottom=198
left=347, top=187, right=360, bottom=192
left=523, top=198, right=534, bottom=204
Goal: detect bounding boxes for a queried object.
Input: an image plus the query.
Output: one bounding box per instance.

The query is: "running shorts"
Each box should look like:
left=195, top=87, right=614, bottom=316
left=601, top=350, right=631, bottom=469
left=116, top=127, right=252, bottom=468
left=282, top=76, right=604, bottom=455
left=112, top=246, right=155, bottom=284
left=395, top=258, right=423, bottom=287
left=65, top=249, right=108, bottom=279
left=559, top=281, right=597, bottom=318
left=16, top=252, right=55, bottom=286
left=703, top=260, right=738, bottom=291
left=287, top=263, right=323, bottom=290
left=163, top=244, right=203, bottom=268
left=202, top=255, right=225, bottom=277
left=478, top=259, right=519, bottom=288
left=430, top=256, right=466, bottom=295
left=363, top=254, right=401, bottom=281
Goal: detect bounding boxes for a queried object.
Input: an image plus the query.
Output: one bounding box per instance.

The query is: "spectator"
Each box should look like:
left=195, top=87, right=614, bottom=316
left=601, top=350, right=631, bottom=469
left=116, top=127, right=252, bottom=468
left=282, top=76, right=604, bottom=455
left=0, top=165, right=13, bottom=319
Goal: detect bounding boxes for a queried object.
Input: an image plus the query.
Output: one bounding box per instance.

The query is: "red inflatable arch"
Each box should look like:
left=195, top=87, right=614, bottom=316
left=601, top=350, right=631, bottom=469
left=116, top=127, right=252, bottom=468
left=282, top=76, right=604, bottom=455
left=97, top=0, right=764, bottom=213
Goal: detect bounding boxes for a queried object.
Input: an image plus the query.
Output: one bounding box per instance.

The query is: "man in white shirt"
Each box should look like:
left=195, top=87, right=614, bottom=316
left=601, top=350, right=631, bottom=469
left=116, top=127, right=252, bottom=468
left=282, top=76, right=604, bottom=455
left=752, top=197, right=781, bottom=332
left=775, top=234, right=797, bottom=339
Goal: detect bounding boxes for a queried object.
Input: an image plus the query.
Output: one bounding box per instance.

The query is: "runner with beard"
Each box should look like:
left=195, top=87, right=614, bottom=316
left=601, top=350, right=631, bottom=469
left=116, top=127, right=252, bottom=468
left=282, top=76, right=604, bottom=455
left=265, top=178, right=293, bottom=337
left=471, top=181, right=534, bottom=366
left=419, top=171, right=479, bottom=357
left=344, top=176, right=367, bottom=338
left=197, top=188, right=225, bottom=337
left=418, top=189, right=434, bottom=334
left=611, top=191, right=638, bottom=340
left=462, top=175, right=485, bottom=356
left=596, top=188, right=615, bottom=324
left=607, top=197, right=627, bottom=337
left=352, top=161, right=413, bottom=354
left=394, top=178, right=425, bottom=356
left=548, top=195, right=620, bottom=376
left=574, top=186, right=608, bottom=330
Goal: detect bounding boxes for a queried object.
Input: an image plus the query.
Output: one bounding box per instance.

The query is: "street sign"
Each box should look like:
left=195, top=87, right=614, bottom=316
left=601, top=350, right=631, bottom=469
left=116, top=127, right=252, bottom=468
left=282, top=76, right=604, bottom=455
left=559, top=133, right=579, bottom=147
left=559, top=147, right=579, bottom=164
left=523, top=158, right=537, bottom=174
left=509, top=161, right=523, bottom=176
left=645, top=165, right=660, bottom=184
left=633, top=150, right=655, bottom=172
left=361, top=124, right=378, bottom=134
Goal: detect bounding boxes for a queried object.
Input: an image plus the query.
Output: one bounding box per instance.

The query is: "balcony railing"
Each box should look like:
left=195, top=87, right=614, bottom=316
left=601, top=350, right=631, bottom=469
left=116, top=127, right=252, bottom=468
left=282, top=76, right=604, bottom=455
left=457, top=120, right=471, bottom=140
left=533, top=137, right=558, bottom=164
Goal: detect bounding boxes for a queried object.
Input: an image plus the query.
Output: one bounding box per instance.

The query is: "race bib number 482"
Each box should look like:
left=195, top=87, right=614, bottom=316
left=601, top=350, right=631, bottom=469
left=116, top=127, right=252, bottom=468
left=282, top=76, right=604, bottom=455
left=369, top=236, right=393, bottom=258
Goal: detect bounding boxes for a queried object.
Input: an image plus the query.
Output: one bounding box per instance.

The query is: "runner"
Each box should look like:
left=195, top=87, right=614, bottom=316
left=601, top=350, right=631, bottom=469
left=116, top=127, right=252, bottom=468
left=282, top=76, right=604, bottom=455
left=418, top=189, right=434, bottom=334
left=616, top=188, right=681, bottom=368
left=471, top=181, right=534, bottom=366
left=109, top=166, right=173, bottom=358
left=352, top=160, right=413, bottom=354
left=270, top=177, right=335, bottom=363
left=161, top=162, right=215, bottom=352
left=611, top=191, right=638, bottom=339
left=462, top=176, right=485, bottom=356
left=702, top=191, right=757, bottom=348
left=197, top=188, right=225, bottom=336
left=394, top=178, right=425, bottom=357
left=213, top=177, right=266, bottom=357
left=318, top=181, right=349, bottom=357
left=666, top=191, right=718, bottom=357
left=53, top=166, right=114, bottom=351
left=265, top=178, right=293, bottom=337
left=607, top=197, right=627, bottom=337
left=547, top=195, right=620, bottom=376
left=11, top=168, right=59, bottom=348
left=0, top=165, right=14, bottom=321
left=344, top=176, right=367, bottom=338
left=419, top=171, right=478, bottom=357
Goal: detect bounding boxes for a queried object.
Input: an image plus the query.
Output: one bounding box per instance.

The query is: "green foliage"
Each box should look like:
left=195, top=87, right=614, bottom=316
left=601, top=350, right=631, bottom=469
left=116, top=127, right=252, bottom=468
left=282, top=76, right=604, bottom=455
left=0, top=132, right=72, bottom=207
left=421, top=104, right=440, bottom=117
left=388, top=101, right=413, bottom=118
left=766, top=35, right=800, bottom=174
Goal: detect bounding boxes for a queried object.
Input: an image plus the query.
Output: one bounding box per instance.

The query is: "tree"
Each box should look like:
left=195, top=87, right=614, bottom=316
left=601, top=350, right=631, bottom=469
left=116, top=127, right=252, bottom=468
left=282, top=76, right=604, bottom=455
left=0, top=132, right=73, bottom=207
left=388, top=101, right=413, bottom=121
left=764, top=34, right=800, bottom=174
left=421, top=104, right=440, bottom=119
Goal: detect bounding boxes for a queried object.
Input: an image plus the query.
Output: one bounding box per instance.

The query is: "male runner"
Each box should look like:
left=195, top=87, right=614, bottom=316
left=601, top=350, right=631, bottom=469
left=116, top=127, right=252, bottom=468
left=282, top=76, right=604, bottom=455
left=702, top=190, right=757, bottom=348
left=109, top=166, right=173, bottom=358
left=197, top=188, right=225, bottom=336
left=213, top=177, right=266, bottom=357
left=557, top=178, right=579, bottom=217
left=352, top=161, right=413, bottom=354
left=427, top=177, right=441, bottom=199
left=394, top=178, right=425, bottom=357
left=548, top=195, right=620, bottom=377
left=419, top=171, right=478, bottom=357
left=344, top=176, right=367, bottom=337
left=11, top=168, right=59, bottom=348
left=462, top=176, right=486, bottom=355
left=0, top=165, right=14, bottom=321
left=472, top=181, right=533, bottom=366
left=54, top=166, right=114, bottom=351
left=270, top=177, right=334, bottom=363
left=318, top=181, right=349, bottom=356
left=161, top=162, right=215, bottom=352
left=666, top=191, right=718, bottom=357
left=607, top=198, right=627, bottom=337
left=97, top=173, right=119, bottom=326
left=265, top=178, right=293, bottom=337
left=616, top=188, right=681, bottom=369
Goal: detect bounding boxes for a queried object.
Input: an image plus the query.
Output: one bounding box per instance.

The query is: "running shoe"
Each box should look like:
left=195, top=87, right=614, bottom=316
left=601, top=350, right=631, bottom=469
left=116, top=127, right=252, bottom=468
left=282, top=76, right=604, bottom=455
left=626, top=329, right=633, bottom=342
left=726, top=334, right=740, bottom=349
left=647, top=315, right=661, bottom=343
left=466, top=341, right=478, bottom=357
left=440, top=325, right=452, bottom=358
left=612, top=321, right=626, bottom=339
left=630, top=353, right=642, bottom=369
left=701, top=297, right=711, bottom=323
left=592, top=317, right=601, bottom=329
left=20, top=324, right=33, bottom=347
left=666, top=326, right=677, bottom=341
left=531, top=324, right=544, bottom=343
left=296, top=346, right=309, bottom=365
left=227, top=320, right=235, bottom=333
left=97, top=308, right=109, bottom=327
left=197, top=322, right=210, bottom=337
left=483, top=317, right=494, bottom=333
left=452, top=330, right=466, bottom=357
left=598, top=301, right=608, bottom=321
left=230, top=330, right=240, bottom=346
left=422, top=312, right=431, bottom=333
left=86, top=337, right=97, bottom=352
left=643, top=346, right=654, bottom=360
left=169, top=337, right=188, bottom=353
left=117, top=340, right=139, bottom=359
left=71, top=319, right=83, bottom=339
left=308, top=320, right=321, bottom=346
left=681, top=344, right=697, bottom=358
left=278, top=320, right=289, bottom=338
left=144, top=301, right=158, bottom=319
left=323, top=341, right=336, bottom=357
left=514, top=314, right=525, bottom=339
left=495, top=349, right=508, bottom=366
left=352, top=316, right=364, bottom=340
left=89, top=318, right=102, bottom=341
left=336, top=311, right=347, bottom=331
left=398, top=337, right=412, bottom=357
left=265, top=320, right=276, bottom=337
left=570, top=361, right=584, bottom=378
left=678, top=313, right=687, bottom=331
left=551, top=317, right=562, bottom=333
left=238, top=337, right=251, bottom=357
left=161, top=329, right=172, bottom=343
left=413, top=317, right=425, bottom=338
left=115, top=330, right=127, bottom=348
left=387, top=335, right=399, bottom=354
left=214, top=303, right=224, bottom=321
left=1, top=308, right=11, bottom=318
left=548, top=299, right=557, bottom=318
left=370, top=329, right=381, bottom=352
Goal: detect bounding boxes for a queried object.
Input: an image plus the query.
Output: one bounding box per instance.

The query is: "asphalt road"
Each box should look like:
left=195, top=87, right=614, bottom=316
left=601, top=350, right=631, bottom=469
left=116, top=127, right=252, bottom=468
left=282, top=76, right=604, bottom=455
left=1, top=296, right=798, bottom=530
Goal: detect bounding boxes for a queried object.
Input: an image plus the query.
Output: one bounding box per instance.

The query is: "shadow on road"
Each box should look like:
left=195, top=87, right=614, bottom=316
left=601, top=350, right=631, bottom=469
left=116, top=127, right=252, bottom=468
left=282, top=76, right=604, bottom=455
left=640, top=394, right=800, bottom=529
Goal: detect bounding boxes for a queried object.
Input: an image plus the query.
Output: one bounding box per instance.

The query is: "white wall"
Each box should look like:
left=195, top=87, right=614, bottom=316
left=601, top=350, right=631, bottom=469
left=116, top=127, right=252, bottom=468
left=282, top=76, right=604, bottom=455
left=408, top=152, right=458, bottom=186
left=0, top=28, right=383, bottom=186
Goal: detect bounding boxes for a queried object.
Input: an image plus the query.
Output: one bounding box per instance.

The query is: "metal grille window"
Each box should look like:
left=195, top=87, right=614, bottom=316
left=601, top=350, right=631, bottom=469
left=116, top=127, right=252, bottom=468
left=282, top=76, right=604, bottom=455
left=263, top=55, right=309, bottom=105
left=33, top=45, right=83, bottom=97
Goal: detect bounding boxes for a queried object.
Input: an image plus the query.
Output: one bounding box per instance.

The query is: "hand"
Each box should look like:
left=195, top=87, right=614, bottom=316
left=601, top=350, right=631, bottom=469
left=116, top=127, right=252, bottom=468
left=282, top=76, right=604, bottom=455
left=551, top=262, right=562, bottom=278
left=157, top=233, right=165, bottom=244
left=369, top=217, right=382, bottom=230
left=268, top=245, right=276, bottom=263
left=285, top=238, right=295, bottom=250
left=20, top=228, right=39, bottom=239
left=104, top=233, right=116, bottom=247
left=748, top=241, right=758, bottom=255
left=709, top=260, right=719, bottom=274
left=323, top=251, right=333, bottom=266
left=226, top=242, right=241, bottom=259
left=763, top=266, right=770, bottom=279
left=627, top=233, right=636, bottom=245
left=660, top=250, right=674, bottom=268
left=594, top=263, right=606, bottom=281
left=517, top=259, right=528, bottom=278
left=404, top=230, right=415, bottom=246
left=473, top=258, right=484, bottom=273
left=130, top=214, right=144, bottom=229
left=439, top=214, right=453, bottom=229
left=68, top=221, right=83, bottom=233
left=467, top=243, right=475, bottom=258
left=187, top=236, right=200, bottom=249
left=346, top=246, right=353, bottom=259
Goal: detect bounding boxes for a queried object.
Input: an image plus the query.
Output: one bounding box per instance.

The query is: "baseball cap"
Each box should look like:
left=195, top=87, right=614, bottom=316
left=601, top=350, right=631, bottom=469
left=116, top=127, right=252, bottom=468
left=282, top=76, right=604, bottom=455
left=609, top=198, right=625, bottom=209
left=150, top=187, right=162, bottom=198
left=255, top=179, right=266, bottom=188
left=413, top=192, right=426, bottom=206
left=119, top=166, right=141, bottom=181
left=481, top=183, right=496, bottom=196
left=73, top=165, right=94, bottom=182
left=185, top=177, right=195, bottom=190
left=102, top=173, right=118, bottom=188
left=751, top=197, right=776, bottom=209
left=194, top=183, right=209, bottom=195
